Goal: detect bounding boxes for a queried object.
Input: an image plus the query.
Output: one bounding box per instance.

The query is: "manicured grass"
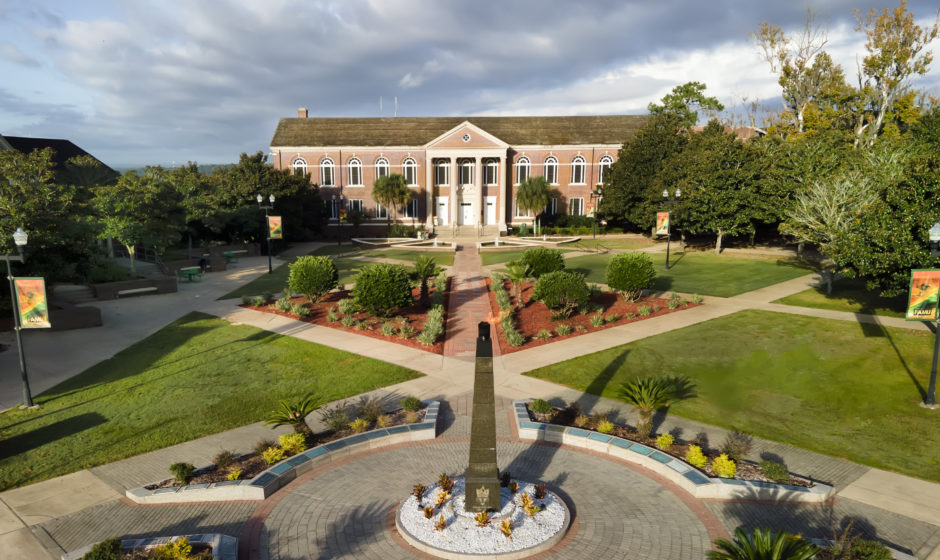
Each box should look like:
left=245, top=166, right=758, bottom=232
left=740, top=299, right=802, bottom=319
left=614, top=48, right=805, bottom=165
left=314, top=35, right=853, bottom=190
left=481, top=248, right=575, bottom=267
left=311, top=244, right=366, bottom=256
left=0, top=312, right=422, bottom=490
left=568, top=237, right=653, bottom=252
left=358, top=249, right=455, bottom=267
left=524, top=309, right=940, bottom=481
left=563, top=251, right=814, bottom=297
left=774, top=278, right=907, bottom=318
left=217, top=260, right=292, bottom=300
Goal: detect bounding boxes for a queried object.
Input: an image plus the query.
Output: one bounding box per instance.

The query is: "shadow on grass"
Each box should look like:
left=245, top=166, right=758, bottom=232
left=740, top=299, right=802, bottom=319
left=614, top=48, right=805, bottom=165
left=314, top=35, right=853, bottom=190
left=0, top=412, right=106, bottom=460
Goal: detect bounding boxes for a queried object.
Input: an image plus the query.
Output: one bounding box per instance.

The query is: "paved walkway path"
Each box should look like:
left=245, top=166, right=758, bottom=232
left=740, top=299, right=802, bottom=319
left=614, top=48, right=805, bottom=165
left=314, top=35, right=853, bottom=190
left=3, top=239, right=940, bottom=559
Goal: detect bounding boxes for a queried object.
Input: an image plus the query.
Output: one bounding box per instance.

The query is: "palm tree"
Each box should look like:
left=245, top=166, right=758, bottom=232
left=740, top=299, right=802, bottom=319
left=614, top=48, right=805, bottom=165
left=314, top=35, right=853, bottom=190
left=708, top=528, right=819, bottom=560
left=265, top=396, right=319, bottom=439
left=504, top=260, right=531, bottom=310
left=413, top=255, right=440, bottom=307
left=372, top=174, right=410, bottom=236
left=515, top=176, right=551, bottom=233
left=619, top=375, right=695, bottom=438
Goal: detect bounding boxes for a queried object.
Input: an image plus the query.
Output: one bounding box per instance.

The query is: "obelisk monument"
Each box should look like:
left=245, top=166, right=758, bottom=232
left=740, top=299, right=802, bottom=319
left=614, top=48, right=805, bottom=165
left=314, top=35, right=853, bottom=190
left=464, top=321, right=500, bottom=512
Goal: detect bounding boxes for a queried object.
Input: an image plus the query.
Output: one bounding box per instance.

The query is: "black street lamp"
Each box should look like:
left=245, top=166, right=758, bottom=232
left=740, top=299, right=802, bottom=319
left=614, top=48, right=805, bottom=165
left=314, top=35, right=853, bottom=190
left=925, top=222, right=940, bottom=407
left=590, top=186, right=603, bottom=240
left=256, top=194, right=275, bottom=274
left=662, top=188, right=681, bottom=270
left=3, top=227, right=35, bottom=408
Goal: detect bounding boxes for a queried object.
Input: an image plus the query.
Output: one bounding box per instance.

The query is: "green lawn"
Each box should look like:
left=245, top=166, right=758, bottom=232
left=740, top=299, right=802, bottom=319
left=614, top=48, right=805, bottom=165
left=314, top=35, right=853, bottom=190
left=311, top=244, right=366, bottom=256
left=568, top=237, right=653, bottom=252
left=0, top=312, right=422, bottom=490
left=481, top=248, right=576, bottom=267
left=358, top=249, right=455, bottom=267
left=524, top=309, right=940, bottom=482
left=774, top=278, right=907, bottom=318
left=563, top=251, right=814, bottom=297
left=219, top=254, right=393, bottom=299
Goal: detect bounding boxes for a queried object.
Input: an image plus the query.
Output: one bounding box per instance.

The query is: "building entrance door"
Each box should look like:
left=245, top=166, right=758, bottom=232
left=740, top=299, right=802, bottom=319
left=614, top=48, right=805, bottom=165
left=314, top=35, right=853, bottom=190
left=484, top=196, right=496, bottom=225
left=458, top=202, right=474, bottom=226
left=436, top=197, right=449, bottom=226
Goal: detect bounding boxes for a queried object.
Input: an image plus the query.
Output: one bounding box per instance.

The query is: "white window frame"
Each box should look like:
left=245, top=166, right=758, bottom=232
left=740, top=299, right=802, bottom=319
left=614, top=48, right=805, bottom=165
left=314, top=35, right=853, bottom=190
left=375, top=157, right=389, bottom=180
left=434, top=160, right=449, bottom=186
left=570, top=156, right=586, bottom=185
left=348, top=199, right=364, bottom=213
left=320, top=157, right=334, bottom=186
left=328, top=199, right=340, bottom=220
left=459, top=159, right=473, bottom=185
left=514, top=197, right=532, bottom=218
left=375, top=202, right=388, bottom=219
left=291, top=158, right=307, bottom=176
left=403, top=158, right=418, bottom=186
left=597, top=155, right=613, bottom=185
left=484, top=159, right=498, bottom=185
left=543, top=156, right=558, bottom=185
left=348, top=158, right=363, bottom=186
left=515, top=156, right=530, bottom=185
left=403, top=198, right=419, bottom=218
left=569, top=197, right=584, bottom=216
left=546, top=197, right=557, bottom=215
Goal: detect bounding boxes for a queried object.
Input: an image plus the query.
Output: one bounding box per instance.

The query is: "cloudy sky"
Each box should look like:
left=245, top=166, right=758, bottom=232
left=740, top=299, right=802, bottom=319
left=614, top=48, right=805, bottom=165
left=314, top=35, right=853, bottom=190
left=1, top=0, right=939, bottom=167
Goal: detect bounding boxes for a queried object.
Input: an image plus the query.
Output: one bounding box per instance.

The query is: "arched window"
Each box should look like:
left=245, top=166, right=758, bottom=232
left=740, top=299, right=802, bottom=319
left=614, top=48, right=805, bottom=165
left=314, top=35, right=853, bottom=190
left=291, top=158, right=307, bottom=176
left=319, top=157, right=334, bottom=186
left=543, top=156, right=558, bottom=185
left=515, top=156, right=530, bottom=184
left=402, top=158, right=417, bottom=185
left=348, top=158, right=362, bottom=186
left=570, top=156, right=586, bottom=184
left=459, top=158, right=473, bottom=185
left=434, top=160, right=449, bottom=186
left=597, top=155, right=613, bottom=184
left=375, top=157, right=389, bottom=180
left=484, top=158, right=498, bottom=185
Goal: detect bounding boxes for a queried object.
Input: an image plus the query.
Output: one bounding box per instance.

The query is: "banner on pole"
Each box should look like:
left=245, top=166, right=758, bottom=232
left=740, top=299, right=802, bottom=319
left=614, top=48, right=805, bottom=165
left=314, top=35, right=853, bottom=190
left=906, top=269, right=940, bottom=321
left=14, top=277, right=51, bottom=328
left=655, top=212, right=670, bottom=237
left=267, top=216, right=283, bottom=239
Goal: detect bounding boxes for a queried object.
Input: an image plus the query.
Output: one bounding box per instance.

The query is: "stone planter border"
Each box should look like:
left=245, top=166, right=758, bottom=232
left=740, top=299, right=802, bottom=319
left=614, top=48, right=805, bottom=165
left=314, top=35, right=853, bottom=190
left=126, top=401, right=440, bottom=504
left=62, top=533, right=237, bottom=560
left=512, top=400, right=834, bottom=504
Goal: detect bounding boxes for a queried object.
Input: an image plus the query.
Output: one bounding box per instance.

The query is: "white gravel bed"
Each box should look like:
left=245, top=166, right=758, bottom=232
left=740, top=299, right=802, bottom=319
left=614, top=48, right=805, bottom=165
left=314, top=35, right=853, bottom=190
left=397, top=477, right=567, bottom=555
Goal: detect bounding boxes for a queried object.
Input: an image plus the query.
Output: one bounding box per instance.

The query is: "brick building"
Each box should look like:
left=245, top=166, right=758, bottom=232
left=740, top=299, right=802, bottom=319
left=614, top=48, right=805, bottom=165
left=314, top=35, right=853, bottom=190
left=269, top=110, right=647, bottom=235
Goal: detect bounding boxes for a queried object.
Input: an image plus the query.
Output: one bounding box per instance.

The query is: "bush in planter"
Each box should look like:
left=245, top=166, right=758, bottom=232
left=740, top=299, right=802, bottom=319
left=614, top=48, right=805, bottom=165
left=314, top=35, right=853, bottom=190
left=709, top=528, right=818, bottom=560
left=529, top=398, right=553, bottom=416
left=605, top=252, right=656, bottom=302
left=213, top=450, right=237, bottom=470
left=84, top=537, right=122, bottom=560
left=279, top=433, right=308, bottom=455
left=759, top=460, right=789, bottom=483
left=720, top=430, right=753, bottom=462
left=401, top=396, right=422, bottom=412
left=353, top=263, right=414, bottom=316
left=685, top=445, right=708, bottom=469
left=656, top=433, right=674, bottom=449
left=288, top=255, right=338, bottom=303
left=169, top=462, right=195, bottom=484
left=521, top=247, right=565, bottom=278
left=848, top=540, right=892, bottom=560
left=262, top=446, right=286, bottom=464
left=711, top=453, right=737, bottom=478
left=532, top=270, right=590, bottom=318
left=319, top=401, right=352, bottom=432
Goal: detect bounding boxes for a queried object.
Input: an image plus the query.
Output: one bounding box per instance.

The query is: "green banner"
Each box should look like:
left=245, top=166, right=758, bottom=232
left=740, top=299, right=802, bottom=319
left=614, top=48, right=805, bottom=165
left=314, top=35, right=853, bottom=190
left=14, top=277, right=51, bottom=329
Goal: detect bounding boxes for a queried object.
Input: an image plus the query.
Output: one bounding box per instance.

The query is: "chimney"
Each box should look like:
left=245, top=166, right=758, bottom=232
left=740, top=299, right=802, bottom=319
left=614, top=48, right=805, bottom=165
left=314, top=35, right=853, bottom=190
left=297, top=107, right=308, bottom=118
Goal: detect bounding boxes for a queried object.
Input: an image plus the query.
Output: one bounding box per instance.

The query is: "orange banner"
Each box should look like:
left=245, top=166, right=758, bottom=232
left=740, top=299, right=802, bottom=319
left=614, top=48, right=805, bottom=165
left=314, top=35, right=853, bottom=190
left=14, top=277, right=51, bottom=329
left=906, top=269, right=940, bottom=321
left=268, top=216, right=283, bottom=239
left=655, top=212, right=670, bottom=236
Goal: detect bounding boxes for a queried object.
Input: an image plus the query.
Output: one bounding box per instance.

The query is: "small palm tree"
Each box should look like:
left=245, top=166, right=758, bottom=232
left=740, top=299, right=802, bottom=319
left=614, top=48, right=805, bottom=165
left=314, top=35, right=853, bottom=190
left=619, top=375, right=695, bottom=438
left=504, top=260, right=531, bottom=309
left=707, top=528, right=819, bottom=560
left=265, top=396, right=319, bottom=439
left=516, top=176, right=551, bottom=232
left=413, top=255, right=440, bottom=307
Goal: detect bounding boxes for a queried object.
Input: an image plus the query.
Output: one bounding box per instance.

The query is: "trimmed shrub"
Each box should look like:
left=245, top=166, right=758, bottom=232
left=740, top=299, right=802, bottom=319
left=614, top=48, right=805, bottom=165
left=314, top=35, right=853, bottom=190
left=356, top=395, right=384, bottom=423
left=262, top=446, right=285, bottom=464
left=327, top=306, right=339, bottom=322
left=759, top=460, right=789, bottom=483
left=340, top=315, right=356, bottom=327
left=590, top=314, right=604, bottom=327
left=349, top=417, right=369, bottom=433
left=691, top=293, right=704, bottom=304
left=555, top=324, right=572, bottom=336
left=84, top=537, right=122, bottom=560
left=505, top=329, right=526, bottom=346
left=250, top=295, right=266, bottom=307
left=401, top=396, right=422, bottom=411
left=338, top=297, right=359, bottom=315
left=850, top=540, right=892, bottom=560
left=398, top=324, right=415, bottom=338
left=685, top=445, right=708, bottom=469
left=596, top=420, right=614, bottom=434
left=532, top=270, right=590, bottom=318
left=530, top=399, right=553, bottom=415
left=521, top=247, right=566, bottom=278
left=711, top=453, right=736, bottom=478
left=353, top=263, right=414, bottom=316
left=275, top=297, right=293, bottom=312
left=637, top=305, right=652, bottom=316
left=605, top=252, right=656, bottom=302
left=381, top=322, right=397, bottom=336
left=291, top=303, right=311, bottom=317
left=431, top=272, right=447, bottom=307
left=656, top=433, right=674, bottom=449
left=278, top=433, right=308, bottom=455
left=169, top=462, right=195, bottom=484
left=288, top=255, right=338, bottom=303
left=240, top=294, right=252, bottom=305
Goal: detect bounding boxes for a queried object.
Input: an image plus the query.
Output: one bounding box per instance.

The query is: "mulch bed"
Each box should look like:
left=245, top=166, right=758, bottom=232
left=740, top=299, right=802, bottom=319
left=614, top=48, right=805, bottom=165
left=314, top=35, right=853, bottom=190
left=148, top=408, right=426, bottom=489
left=240, top=282, right=451, bottom=355
left=530, top=404, right=812, bottom=487
left=487, top=279, right=701, bottom=355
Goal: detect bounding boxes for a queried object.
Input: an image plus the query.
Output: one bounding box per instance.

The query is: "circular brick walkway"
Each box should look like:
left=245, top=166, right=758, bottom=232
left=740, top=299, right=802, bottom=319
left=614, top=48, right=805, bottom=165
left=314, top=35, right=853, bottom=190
left=257, top=440, right=715, bottom=560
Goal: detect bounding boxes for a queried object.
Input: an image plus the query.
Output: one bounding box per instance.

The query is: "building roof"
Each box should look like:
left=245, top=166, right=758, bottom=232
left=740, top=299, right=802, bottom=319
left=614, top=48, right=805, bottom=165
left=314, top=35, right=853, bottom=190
left=0, top=134, right=114, bottom=173
left=270, top=115, right=649, bottom=148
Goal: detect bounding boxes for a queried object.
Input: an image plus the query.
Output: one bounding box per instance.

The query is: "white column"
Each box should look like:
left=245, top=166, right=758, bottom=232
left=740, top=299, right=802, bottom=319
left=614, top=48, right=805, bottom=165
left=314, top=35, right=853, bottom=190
left=425, top=156, right=434, bottom=231
left=449, top=157, right=457, bottom=227
left=474, top=157, right=483, bottom=226
left=498, top=154, right=507, bottom=232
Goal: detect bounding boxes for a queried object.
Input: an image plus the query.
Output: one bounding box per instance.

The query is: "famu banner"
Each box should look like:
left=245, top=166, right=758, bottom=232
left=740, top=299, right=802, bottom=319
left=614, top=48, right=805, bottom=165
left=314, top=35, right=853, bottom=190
left=906, top=269, right=940, bottom=321
left=655, top=212, right=670, bottom=236
left=268, top=216, right=283, bottom=239
left=13, top=277, right=51, bottom=329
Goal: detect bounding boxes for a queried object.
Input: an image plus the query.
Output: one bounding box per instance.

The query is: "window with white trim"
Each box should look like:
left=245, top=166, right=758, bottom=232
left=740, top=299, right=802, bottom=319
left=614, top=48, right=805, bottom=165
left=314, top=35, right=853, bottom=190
left=348, top=158, right=362, bottom=186
left=320, top=158, right=334, bottom=186
left=597, top=155, right=613, bottom=185
left=375, top=203, right=388, bottom=219
left=434, top=160, right=449, bottom=186
left=328, top=199, right=340, bottom=219
left=514, top=197, right=532, bottom=217
left=291, top=158, right=307, bottom=176
left=543, top=156, right=558, bottom=185
left=546, top=197, right=557, bottom=215
left=348, top=199, right=364, bottom=213
left=570, top=156, right=586, bottom=184
left=403, top=198, right=419, bottom=218
left=515, top=156, right=530, bottom=184
left=375, top=157, right=389, bottom=180
left=403, top=158, right=417, bottom=186
left=569, top=197, right=584, bottom=216
left=484, top=159, right=498, bottom=185
left=459, top=159, right=473, bottom=185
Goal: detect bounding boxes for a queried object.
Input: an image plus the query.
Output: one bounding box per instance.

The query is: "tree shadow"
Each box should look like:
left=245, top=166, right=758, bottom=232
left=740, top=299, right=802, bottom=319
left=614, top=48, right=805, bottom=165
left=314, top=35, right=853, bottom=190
left=0, top=412, right=107, bottom=460
left=874, top=313, right=927, bottom=402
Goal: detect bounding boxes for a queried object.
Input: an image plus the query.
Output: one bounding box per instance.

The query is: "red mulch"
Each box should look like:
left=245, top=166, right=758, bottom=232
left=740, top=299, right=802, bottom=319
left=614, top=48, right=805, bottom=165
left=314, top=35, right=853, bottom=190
left=486, top=278, right=701, bottom=355
left=241, top=283, right=450, bottom=354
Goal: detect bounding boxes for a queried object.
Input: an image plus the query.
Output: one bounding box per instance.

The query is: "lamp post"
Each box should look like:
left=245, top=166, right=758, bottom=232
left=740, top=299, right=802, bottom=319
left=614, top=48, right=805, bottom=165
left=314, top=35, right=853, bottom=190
left=662, top=188, right=681, bottom=270
left=590, top=186, right=603, bottom=240
left=925, top=222, right=940, bottom=407
left=3, top=228, right=34, bottom=408
left=256, top=194, right=275, bottom=274
left=332, top=194, right=345, bottom=247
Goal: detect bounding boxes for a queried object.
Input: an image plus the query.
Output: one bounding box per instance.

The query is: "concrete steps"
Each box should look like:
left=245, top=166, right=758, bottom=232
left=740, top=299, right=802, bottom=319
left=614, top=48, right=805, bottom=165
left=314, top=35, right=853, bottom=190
left=52, top=284, right=96, bottom=305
